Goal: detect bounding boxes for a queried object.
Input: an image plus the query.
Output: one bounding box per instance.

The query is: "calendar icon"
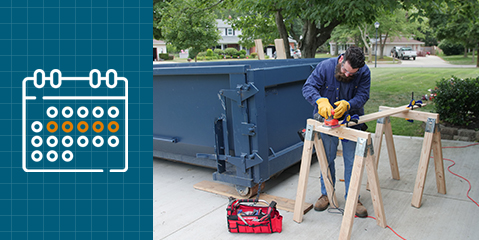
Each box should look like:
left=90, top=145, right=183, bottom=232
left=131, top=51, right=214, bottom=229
left=22, top=69, right=128, bottom=173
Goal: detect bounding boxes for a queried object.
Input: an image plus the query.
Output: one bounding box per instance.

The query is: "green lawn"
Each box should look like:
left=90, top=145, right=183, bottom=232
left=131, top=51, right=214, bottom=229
left=438, top=53, right=477, bottom=65
left=365, top=68, right=479, bottom=136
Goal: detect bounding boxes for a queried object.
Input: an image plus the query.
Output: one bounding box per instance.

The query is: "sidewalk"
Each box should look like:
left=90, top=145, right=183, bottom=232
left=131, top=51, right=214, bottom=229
left=154, top=135, right=479, bottom=240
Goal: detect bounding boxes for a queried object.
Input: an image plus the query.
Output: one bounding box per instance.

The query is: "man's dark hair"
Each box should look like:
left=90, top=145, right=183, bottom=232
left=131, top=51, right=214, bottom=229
left=343, top=46, right=365, bottom=69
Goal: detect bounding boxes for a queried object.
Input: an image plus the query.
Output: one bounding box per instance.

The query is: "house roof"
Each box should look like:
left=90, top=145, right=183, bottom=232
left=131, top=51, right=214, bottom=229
left=386, top=36, right=424, bottom=45
left=329, top=36, right=425, bottom=45
left=216, top=19, right=230, bottom=28
left=153, top=39, right=166, bottom=45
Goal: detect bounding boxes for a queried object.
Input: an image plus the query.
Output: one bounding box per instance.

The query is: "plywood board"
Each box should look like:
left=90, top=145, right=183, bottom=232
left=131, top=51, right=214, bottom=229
left=194, top=180, right=313, bottom=214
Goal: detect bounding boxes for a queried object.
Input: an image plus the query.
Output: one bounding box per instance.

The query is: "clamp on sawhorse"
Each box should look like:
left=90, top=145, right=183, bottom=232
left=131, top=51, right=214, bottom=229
left=293, top=118, right=387, bottom=240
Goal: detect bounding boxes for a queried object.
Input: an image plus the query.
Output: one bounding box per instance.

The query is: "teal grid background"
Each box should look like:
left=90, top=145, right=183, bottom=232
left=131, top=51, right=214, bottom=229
left=0, top=0, right=152, bottom=239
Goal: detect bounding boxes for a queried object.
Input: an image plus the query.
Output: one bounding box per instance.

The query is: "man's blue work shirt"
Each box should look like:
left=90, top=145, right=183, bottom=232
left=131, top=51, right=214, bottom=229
left=302, top=55, right=371, bottom=125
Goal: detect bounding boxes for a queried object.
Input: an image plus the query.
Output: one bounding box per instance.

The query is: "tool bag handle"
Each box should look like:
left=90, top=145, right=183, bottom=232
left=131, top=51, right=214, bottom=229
left=228, top=197, right=278, bottom=222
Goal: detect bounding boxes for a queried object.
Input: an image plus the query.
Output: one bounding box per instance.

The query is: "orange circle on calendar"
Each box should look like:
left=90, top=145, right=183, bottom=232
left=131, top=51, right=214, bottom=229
left=93, top=121, right=104, bottom=133
left=62, top=121, right=73, bottom=133
left=77, top=121, right=89, bottom=133
left=107, top=121, right=119, bottom=133
left=46, top=121, right=58, bottom=133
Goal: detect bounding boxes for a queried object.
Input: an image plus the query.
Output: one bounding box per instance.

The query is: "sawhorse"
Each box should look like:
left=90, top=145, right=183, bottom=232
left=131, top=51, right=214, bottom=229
left=293, top=105, right=446, bottom=239
left=293, top=118, right=386, bottom=240
left=374, top=106, right=446, bottom=207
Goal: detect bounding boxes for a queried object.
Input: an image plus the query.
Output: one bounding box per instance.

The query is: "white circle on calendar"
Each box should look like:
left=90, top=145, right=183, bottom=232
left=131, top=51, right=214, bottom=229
left=77, top=106, right=89, bottom=118
left=47, top=106, right=58, bottom=118
left=46, top=136, right=58, bottom=147
left=31, top=150, right=43, bottom=162
left=62, top=150, right=73, bottom=162
left=62, top=136, right=73, bottom=147
left=92, top=136, right=104, bottom=147
left=108, top=106, right=119, bottom=118
left=31, top=121, right=43, bottom=133
left=31, top=136, right=43, bottom=147
left=93, top=106, right=104, bottom=118
left=62, top=106, right=74, bottom=118
left=46, top=150, right=58, bottom=162
left=108, top=136, right=119, bottom=147
left=77, top=136, right=89, bottom=147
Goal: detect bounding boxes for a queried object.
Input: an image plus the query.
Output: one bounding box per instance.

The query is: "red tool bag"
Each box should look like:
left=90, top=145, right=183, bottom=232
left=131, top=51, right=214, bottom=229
left=226, top=198, right=283, bottom=233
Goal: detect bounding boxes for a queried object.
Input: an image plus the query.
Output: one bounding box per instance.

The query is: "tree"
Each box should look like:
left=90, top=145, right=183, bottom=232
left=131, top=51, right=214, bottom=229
left=160, top=0, right=221, bottom=61
left=153, top=0, right=170, bottom=40
left=410, top=0, right=479, bottom=67
left=226, top=0, right=402, bottom=58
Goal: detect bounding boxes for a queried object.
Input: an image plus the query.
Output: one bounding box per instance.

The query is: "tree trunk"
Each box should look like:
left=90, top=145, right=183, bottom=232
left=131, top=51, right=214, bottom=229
left=300, top=19, right=341, bottom=58
left=472, top=47, right=476, bottom=63
left=301, top=20, right=318, bottom=58
left=477, top=42, right=479, bottom=67
left=358, top=25, right=372, bottom=63
left=274, top=10, right=292, bottom=58
left=464, top=46, right=468, bottom=58
left=379, top=32, right=389, bottom=59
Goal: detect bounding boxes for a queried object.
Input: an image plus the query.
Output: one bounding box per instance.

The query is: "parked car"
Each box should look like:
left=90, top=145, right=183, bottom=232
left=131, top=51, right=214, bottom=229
left=398, top=47, right=417, bottom=60
left=390, top=46, right=403, bottom=58
left=292, top=49, right=301, bottom=59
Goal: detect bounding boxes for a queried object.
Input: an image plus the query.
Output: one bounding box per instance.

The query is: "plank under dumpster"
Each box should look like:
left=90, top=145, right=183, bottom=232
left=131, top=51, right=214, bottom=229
left=153, top=59, right=326, bottom=196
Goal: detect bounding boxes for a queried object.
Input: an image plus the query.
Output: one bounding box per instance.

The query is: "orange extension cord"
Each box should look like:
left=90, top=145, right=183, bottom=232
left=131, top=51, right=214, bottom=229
left=358, top=142, right=479, bottom=240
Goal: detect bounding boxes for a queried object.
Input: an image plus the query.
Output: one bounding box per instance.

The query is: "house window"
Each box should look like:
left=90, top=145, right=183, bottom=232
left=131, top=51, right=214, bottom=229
left=227, top=28, right=233, bottom=36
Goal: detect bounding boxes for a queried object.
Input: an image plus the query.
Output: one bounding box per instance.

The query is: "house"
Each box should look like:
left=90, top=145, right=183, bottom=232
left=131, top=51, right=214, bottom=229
left=153, top=39, right=167, bottom=61
left=329, top=36, right=425, bottom=56
left=215, top=19, right=297, bottom=58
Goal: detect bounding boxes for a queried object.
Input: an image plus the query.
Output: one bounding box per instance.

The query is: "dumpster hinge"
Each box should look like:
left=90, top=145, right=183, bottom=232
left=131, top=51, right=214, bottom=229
left=220, top=83, right=259, bottom=106
left=240, top=122, right=256, bottom=136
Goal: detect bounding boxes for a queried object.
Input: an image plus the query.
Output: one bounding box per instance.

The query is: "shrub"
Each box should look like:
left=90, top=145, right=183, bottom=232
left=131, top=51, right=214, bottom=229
left=433, top=76, right=479, bottom=126
left=206, top=49, right=214, bottom=57
left=159, top=53, right=169, bottom=60
left=214, top=49, right=224, bottom=55
left=197, top=51, right=207, bottom=57
left=239, top=49, right=246, bottom=55
left=224, top=48, right=238, bottom=57
left=250, top=52, right=257, bottom=58
left=239, top=54, right=245, bottom=58
left=438, top=40, right=463, bottom=56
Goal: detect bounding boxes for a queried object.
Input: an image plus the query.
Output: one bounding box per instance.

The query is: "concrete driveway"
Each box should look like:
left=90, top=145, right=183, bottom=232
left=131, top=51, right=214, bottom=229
left=375, top=55, right=475, bottom=68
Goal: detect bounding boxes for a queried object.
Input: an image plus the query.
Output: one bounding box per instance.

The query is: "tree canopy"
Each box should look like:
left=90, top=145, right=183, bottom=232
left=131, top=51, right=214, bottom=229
left=159, top=0, right=221, bottom=60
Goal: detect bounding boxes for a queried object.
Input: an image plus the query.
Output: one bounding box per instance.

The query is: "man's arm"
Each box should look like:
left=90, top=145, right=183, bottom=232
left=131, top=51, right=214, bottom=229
left=302, top=64, right=325, bottom=106
left=348, top=67, right=371, bottom=110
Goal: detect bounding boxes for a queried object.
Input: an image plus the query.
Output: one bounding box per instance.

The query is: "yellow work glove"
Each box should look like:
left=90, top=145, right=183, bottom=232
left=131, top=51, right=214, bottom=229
left=333, top=100, right=350, bottom=119
left=316, top=98, right=333, bottom=118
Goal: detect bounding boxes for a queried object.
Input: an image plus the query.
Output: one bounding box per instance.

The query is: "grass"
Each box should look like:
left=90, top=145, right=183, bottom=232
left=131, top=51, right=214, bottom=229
left=438, top=53, right=477, bottom=65
left=365, top=68, right=479, bottom=136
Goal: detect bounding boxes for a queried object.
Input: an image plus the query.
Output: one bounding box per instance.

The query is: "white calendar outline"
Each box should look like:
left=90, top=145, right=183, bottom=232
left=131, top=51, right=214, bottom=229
left=22, top=69, right=129, bottom=173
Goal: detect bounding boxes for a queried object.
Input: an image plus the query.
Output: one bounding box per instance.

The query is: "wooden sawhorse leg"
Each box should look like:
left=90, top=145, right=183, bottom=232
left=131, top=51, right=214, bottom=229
left=339, top=137, right=386, bottom=239
left=294, top=121, right=387, bottom=240
left=411, top=118, right=446, bottom=207
left=368, top=116, right=400, bottom=190
left=293, top=124, right=338, bottom=222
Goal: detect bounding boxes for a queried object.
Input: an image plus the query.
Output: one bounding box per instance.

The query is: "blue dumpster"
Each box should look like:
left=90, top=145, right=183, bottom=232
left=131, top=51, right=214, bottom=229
left=153, top=58, right=326, bottom=195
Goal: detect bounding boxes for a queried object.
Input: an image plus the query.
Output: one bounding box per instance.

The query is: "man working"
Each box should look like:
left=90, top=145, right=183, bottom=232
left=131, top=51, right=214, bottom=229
left=302, top=46, right=370, bottom=218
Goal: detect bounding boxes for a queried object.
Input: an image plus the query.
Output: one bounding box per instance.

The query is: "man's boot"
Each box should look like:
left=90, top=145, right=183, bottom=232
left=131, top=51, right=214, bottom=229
left=355, top=200, right=368, bottom=218
left=314, top=195, right=329, bottom=211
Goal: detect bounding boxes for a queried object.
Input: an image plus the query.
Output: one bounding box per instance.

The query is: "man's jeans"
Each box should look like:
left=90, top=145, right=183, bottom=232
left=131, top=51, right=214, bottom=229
left=319, top=133, right=357, bottom=200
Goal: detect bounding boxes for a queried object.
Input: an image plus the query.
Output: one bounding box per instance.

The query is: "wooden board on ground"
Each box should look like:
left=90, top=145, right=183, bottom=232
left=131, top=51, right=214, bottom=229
left=194, top=180, right=313, bottom=214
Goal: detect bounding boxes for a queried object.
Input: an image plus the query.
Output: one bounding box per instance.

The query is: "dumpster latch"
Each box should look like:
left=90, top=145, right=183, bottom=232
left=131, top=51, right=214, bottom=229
left=220, top=83, right=259, bottom=106
left=240, top=122, right=256, bottom=136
